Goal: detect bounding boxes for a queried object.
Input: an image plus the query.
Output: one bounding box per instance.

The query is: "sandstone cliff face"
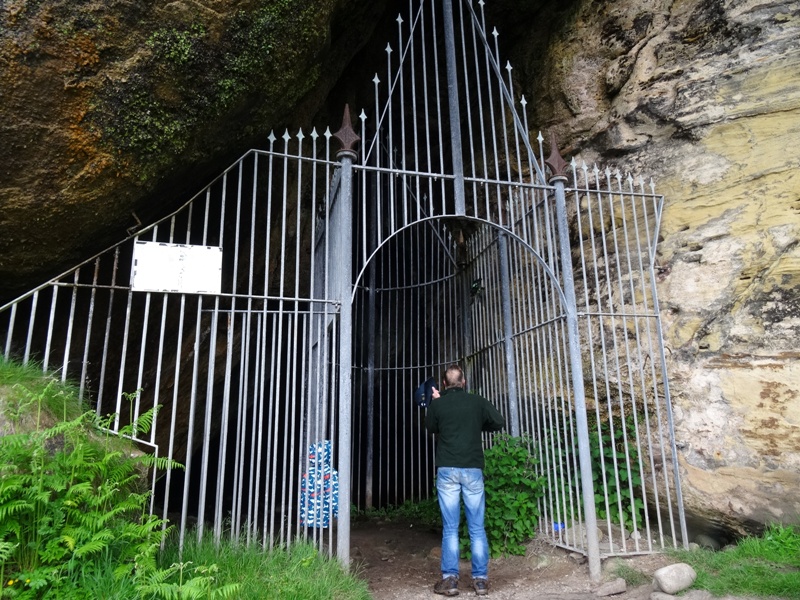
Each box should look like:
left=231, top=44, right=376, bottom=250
left=0, top=0, right=386, bottom=299
left=522, top=0, right=800, bottom=534
left=1, top=0, right=798, bottom=536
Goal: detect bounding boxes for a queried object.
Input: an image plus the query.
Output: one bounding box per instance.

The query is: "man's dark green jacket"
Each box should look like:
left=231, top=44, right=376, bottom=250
left=424, top=387, right=505, bottom=469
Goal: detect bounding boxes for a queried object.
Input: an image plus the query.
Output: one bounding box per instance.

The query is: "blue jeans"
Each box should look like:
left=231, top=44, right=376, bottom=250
left=436, top=467, right=489, bottom=580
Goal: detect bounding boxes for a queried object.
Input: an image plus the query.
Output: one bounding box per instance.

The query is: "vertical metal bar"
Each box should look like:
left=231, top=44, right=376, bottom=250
left=97, top=249, right=120, bottom=413
left=644, top=182, right=688, bottom=548
left=197, top=298, right=219, bottom=542
left=78, top=257, right=100, bottom=402
left=214, top=313, right=234, bottom=543
left=179, top=297, right=204, bottom=548
left=61, top=271, right=79, bottom=381
left=552, top=175, right=600, bottom=580
left=23, top=290, right=38, bottom=365
left=497, top=232, right=520, bottom=436
left=3, top=302, right=17, bottom=359
left=366, top=257, right=376, bottom=508
left=43, top=285, right=58, bottom=372
left=442, top=0, right=466, bottom=215
left=167, top=293, right=186, bottom=549
left=132, top=291, right=151, bottom=430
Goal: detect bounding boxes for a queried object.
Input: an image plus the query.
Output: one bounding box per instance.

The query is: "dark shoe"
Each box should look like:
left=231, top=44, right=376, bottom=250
left=472, top=578, right=489, bottom=596
left=434, top=576, right=459, bottom=596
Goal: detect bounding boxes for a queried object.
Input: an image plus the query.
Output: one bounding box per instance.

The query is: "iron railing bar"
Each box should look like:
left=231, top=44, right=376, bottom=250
left=518, top=107, right=533, bottom=245
left=78, top=259, right=100, bottom=402
left=404, top=230, right=410, bottom=504
left=132, top=292, right=151, bottom=431
left=609, top=170, right=644, bottom=551
left=506, top=62, right=526, bottom=236
left=211, top=178, right=231, bottom=542
left=570, top=161, right=614, bottom=547
left=23, top=291, right=38, bottom=364
left=461, top=0, right=546, bottom=186
left=96, top=249, right=119, bottom=414
left=160, top=270, right=182, bottom=543
left=303, top=133, right=321, bottom=548
left=495, top=41, right=514, bottom=227
left=264, top=145, right=290, bottom=548
left=385, top=42, right=397, bottom=235
left=419, top=0, right=434, bottom=219
left=197, top=297, right=220, bottom=542
left=214, top=314, right=234, bottom=543
left=295, top=313, right=310, bottom=538
left=191, top=184, right=216, bottom=542
left=150, top=292, right=167, bottom=449
left=3, top=302, right=17, bottom=359
left=285, top=136, right=306, bottom=546
left=457, top=0, right=478, bottom=215
left=397, top=13, right=409, bottom=229
left=372, top=271, right=456, bottom=292
left=370, top=76, right=384, bottom=248
left=33, top=281, right=331, bottom=306
left=232, top=313, right=247, bottom=541
left=177, top=297, right=202, bottom=551
left=619, top=176, right=656, bottom=551
left=585, top=164, right=620, bottom=549
left=254, top=311, right=267, bottom=546
left=639, top=177, right=682, bottom=547
left=596, top=167, right=632, bottom=552
left=42, top=285, right=58, bottom=371
left=114, top=287, right=137, bottom=427
left=408, top=2, right=422, bottom=223
left=61, top=272, right=78, bottom=381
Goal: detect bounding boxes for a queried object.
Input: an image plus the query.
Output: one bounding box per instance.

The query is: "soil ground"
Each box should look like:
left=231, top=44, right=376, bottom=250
left=350, top=518, right=770, bottom=600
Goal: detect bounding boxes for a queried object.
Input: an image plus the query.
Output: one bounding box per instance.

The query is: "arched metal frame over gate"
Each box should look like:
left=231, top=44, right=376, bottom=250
left=0, top=0, right=687, bottom=582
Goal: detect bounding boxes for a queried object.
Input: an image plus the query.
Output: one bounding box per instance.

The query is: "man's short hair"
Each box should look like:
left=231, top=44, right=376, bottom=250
left=443, top=364, right=464, bottom=388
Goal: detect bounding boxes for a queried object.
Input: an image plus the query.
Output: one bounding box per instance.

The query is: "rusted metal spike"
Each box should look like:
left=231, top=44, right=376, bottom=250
left=333, top=104, right=361, bottom=154
left=544, top=131, right=569, bottom=180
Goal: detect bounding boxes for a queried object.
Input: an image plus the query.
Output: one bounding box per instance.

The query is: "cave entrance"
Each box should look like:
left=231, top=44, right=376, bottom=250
left=0, top=0, right=688, bottom=580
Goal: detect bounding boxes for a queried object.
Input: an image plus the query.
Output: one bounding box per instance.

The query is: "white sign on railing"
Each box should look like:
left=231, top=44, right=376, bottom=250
left=131, top=241, right=222, bottom=294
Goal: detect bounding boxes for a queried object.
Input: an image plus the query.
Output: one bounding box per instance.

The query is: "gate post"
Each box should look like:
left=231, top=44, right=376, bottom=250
left=333, top=107, right=360, bottom=569
left=546, top=137, right=601, bottom=582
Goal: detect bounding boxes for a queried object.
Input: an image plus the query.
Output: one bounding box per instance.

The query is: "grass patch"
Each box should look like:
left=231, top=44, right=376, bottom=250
left=611, top=561, right=651, bottom=587
left=160, top=534, right=372, bottom=600
left=0, top=358, right=86, bottom=430
left=670, top=524, right=800, bottom=598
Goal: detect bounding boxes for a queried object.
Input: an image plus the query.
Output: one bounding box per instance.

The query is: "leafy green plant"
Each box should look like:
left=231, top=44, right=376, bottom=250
left=0, top=361, right=370, bottom=599
left=0, top=399, right=176, bottom=598
left=353, top=497, right=441, bottom=529
left=133, top=560, right=240, bottom=600
left=587, top=416, right=644, bottom=531
left=0, top=367, right=210, bottom=599
left=472, top=434, right=545, bottom=557
left=543, top=409, right=645, bottom=532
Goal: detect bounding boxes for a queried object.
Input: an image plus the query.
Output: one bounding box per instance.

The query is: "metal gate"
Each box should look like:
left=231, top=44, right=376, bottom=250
left=0, top=0, right=687, bottom=580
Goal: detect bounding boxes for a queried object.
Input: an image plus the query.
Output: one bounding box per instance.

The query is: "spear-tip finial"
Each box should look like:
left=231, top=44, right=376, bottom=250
left=544, top=132, right=570, bottom=181
left=333, top=104, right=361, bottom=158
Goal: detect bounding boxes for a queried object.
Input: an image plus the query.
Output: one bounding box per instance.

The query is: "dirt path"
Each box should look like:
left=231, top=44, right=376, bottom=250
left=350, top=519, right=767, bottom=600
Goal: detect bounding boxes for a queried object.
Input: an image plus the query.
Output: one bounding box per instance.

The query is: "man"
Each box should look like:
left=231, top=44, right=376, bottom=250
left=425, top=364, right=505, bottom=596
